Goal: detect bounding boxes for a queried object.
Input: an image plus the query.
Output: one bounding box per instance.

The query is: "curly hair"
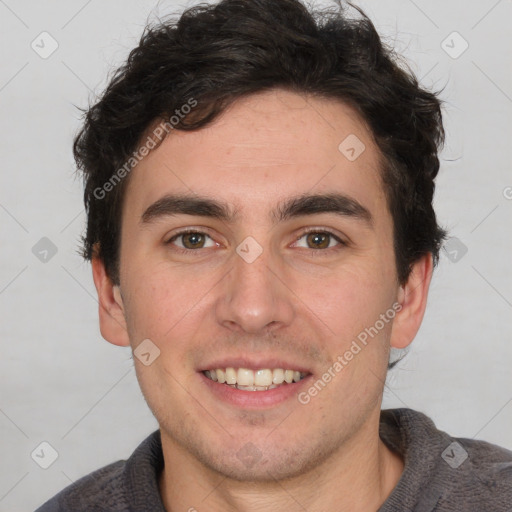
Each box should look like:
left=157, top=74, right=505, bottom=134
left=74, top=0, right=446, bottom=286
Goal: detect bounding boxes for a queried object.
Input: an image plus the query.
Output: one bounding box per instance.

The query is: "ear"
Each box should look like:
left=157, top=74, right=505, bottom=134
left=91, top=255, right=130, bottom=347
left=390, top=253, right=433, bottom=349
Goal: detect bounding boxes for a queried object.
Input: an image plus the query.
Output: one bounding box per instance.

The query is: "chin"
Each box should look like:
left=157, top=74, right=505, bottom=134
left=183, top=433, right=336, bottom=483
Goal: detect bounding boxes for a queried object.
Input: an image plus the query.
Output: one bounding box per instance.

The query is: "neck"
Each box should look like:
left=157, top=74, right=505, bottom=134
left=158, top=408, right=404, bottom=512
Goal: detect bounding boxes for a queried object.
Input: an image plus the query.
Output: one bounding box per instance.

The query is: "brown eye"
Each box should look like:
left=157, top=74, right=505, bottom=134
left=167, top=231, right=216, bottom=250
left=305, top=232, right=331, bottom=249
left=181, top=232, right=206, bottom=249
left=294, top=230, right=343, bottom=251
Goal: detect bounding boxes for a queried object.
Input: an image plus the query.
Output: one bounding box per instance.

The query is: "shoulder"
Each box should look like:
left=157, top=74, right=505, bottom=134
left=380, top=408, right=512, bottom=510
left=35, top=460, right=128, bottom=511
left=35, top=430, right=164, bottom=512
left=442, top=435, right=512, bottom=506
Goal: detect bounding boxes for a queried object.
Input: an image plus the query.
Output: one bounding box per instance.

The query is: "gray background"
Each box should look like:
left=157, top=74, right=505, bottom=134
left=0, top=0, right=511, bottom=510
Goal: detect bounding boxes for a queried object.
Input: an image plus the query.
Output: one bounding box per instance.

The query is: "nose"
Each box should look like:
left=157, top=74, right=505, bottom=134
left=215, top=244, right=295, bottom=334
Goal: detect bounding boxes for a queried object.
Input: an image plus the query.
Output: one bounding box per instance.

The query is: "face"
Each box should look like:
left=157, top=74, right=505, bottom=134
left=98, top=90, right=422, bottom=482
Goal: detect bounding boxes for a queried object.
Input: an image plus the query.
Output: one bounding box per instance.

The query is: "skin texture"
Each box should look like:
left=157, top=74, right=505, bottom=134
left=92, top=89, right=432, bottom=511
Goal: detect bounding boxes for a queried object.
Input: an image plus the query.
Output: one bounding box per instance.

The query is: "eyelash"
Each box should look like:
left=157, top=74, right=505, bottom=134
left=165, top=228, right=347, bottom=255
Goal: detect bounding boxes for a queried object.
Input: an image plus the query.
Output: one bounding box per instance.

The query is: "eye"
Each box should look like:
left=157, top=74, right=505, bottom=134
left=292, top=229, right=345, bottom=251
left=166, top=230, right=217, bottom=250
left=165, top=228, right=346, bottom=254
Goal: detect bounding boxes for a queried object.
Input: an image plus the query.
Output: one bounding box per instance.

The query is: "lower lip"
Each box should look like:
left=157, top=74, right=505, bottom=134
left=199, top=372, right=312, bottom=408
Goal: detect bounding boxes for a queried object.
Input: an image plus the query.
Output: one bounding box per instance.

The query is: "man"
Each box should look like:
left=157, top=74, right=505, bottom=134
left=37, top=0, right=512, bottom=510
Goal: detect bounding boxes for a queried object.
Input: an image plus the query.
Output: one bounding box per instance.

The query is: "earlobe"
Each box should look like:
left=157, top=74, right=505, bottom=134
left=390, top=253, right=433, bottom=349
left=91, top=255, right=130, bottom=347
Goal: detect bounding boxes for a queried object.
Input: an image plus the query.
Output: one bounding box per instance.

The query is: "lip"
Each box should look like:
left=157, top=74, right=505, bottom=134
left=200, top=371, right=313, bottom=408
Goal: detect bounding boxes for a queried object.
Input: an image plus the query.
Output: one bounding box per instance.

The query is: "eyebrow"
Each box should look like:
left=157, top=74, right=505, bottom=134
left=140, top=192, right=373, bottom=227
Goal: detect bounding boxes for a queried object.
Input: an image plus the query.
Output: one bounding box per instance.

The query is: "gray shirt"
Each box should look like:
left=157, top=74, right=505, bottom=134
left=35, top=408, right=512, bottom=511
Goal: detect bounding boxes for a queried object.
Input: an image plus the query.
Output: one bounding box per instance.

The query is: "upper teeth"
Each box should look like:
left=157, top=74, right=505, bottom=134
left=205, top=368, right=306, bottom=387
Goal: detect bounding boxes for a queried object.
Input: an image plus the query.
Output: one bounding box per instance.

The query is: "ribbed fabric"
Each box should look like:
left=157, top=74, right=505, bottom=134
left=36, top=408, right=512, bottom=511
left=377, top=409, right=512, bottom=511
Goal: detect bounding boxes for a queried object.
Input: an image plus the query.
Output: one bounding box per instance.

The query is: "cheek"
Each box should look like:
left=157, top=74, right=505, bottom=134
left=301, top=264, right=396, bottom=337
left=121, top=265, right=192, bottom=343
left=121, top=257, right=223, bottom=362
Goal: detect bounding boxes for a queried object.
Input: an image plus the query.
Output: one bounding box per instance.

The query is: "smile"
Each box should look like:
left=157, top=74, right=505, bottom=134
left=203, top=367, right=309, bottom=391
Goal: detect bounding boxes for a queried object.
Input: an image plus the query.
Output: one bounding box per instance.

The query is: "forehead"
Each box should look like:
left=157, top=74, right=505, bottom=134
left=123, top=89, right=386, bottom=221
